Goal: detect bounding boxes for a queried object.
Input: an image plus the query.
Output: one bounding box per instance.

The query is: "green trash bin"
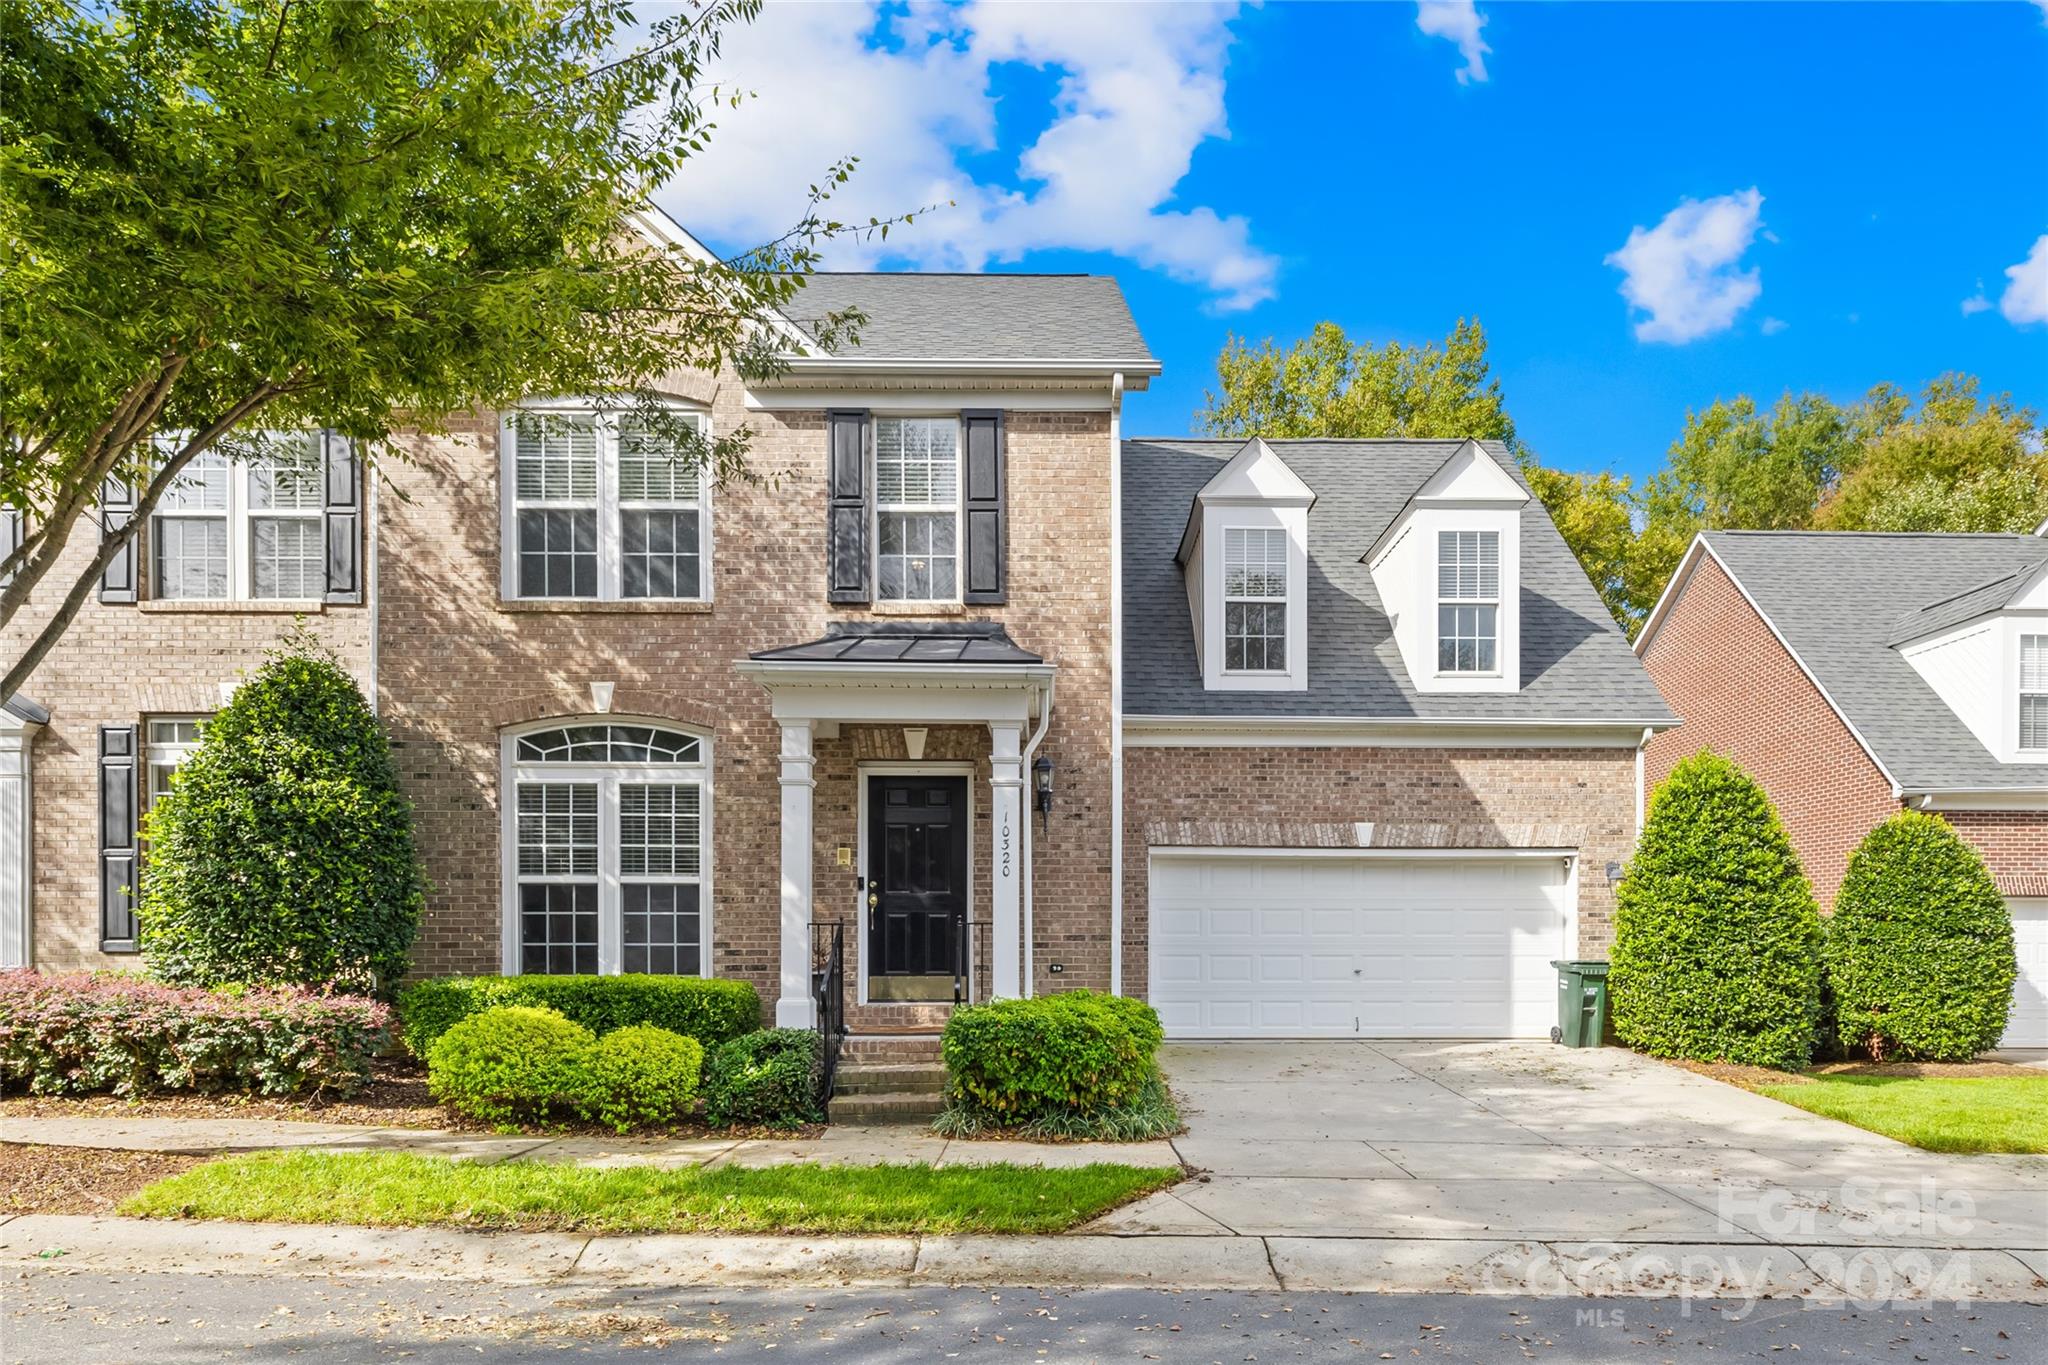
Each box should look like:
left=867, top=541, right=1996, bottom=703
left=1550, top=960, right=1610, bottom=1047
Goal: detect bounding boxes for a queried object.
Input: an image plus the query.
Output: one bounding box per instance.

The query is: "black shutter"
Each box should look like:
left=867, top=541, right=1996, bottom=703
left=98, top=477, right=138, bottom=604
left=0, top=504, right=20, bottom=587
left=825, top=409, right=871, bottom=603
left=322, top=432, right=362, bottom=605
left=99, top=725, right=139, bottom=953
left=961, top=409, right=1006, bottom=604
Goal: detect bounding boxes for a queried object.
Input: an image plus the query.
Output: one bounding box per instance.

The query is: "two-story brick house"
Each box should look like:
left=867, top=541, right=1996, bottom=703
left=1637, top=530, right=2048, bottom=1050
left=2, top=211, right=1675, bottom=1043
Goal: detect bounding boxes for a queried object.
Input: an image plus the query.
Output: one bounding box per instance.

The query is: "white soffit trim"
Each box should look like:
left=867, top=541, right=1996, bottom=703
left=1122, top=716, right=1669, bottom=748
left=744, top=388, right=1113, bottom=412
left=1363, top=439, right=1528, bottom=566
left=1909, top=788, right=2048, bottom=811
left=622, top=205, right=823, bottom=360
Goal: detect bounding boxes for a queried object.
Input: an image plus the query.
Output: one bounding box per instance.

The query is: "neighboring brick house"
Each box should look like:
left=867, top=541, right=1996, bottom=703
left=1637, top=530, right=2048, bottom=1050
left=1, top=210, right=1678, bottom=1043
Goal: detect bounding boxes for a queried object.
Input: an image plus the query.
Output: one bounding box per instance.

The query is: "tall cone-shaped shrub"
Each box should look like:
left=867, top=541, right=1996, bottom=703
left=139, top=635, right=425, bottom=996
left=1826, top=811, right=2016, bottom=1061
left=1610, top=751, right=1822, bottom=1070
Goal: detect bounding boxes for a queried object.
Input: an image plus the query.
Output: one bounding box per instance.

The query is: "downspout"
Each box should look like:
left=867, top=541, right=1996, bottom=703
left=366, top=462, right=381, bottom=715
left=1107, top=372, right=1125, bottom=995
left=1634, top=726, right=1651, bottom=839
left=1020, top=671, right=1054, bottom=998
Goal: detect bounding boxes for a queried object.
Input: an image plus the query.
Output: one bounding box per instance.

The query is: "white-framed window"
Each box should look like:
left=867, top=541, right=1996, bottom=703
left=144, top=715, right=207, bottom=809
left=875, top=416, right=960, bottom=602
left=502, top=722, right=710, bottom=976
left=2022, top=636, right=2048, bottom=751
left=1437, top=529, right=1500, bottom=674
left=1222, top=526, right=1288, bottom=672
left=151, top=438, right=325, bottom=601
left=504, top=407, right=710, bottom=601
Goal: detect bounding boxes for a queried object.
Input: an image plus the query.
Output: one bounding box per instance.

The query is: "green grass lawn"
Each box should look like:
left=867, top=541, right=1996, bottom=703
left=120, top=1150, right=1182, bottom=1235
left=1756, top=1075, right=2048, bottom=1154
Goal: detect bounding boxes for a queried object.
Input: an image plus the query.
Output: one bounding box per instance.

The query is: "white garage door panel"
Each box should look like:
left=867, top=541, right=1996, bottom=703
left=1149, top=853, right=1570, bottom=1039
left=2006, top=899, right=2048, bottom=1050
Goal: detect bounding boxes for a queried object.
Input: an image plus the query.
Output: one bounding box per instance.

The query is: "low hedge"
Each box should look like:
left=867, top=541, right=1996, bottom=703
left=398, top=974, right=759, bottom=1058
left=942, top=989, right=1161, bottom=1124
left=0, top=970, right=392, bottom=1098
left=702, top=1028, right=821, bottom=1128
left=426, top=1005, right=594, bottom=1126
left=583, top=1026, right=705, bottom=1133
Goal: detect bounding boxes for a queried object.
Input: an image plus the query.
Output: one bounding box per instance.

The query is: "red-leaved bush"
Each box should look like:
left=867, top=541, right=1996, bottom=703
left=0, top=971, right=392, bottom=1098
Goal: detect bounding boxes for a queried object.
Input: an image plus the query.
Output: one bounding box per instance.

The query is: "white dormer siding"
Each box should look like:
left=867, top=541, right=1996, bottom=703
left=1899, top=561, right=2048, bottom=764
left=1176, top=438, right=1313, bottom=692
left=1365, top=440, right=1528, bottom=695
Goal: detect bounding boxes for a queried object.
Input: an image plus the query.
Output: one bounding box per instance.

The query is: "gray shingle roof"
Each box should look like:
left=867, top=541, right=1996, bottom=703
left=780, top=274, right=1154, bottom=363
left=751, top=621, right=1043, bottom=667
left=1121, top=439, right=1675, bottom=723
left=1700, top=531, right=2048, bottom=792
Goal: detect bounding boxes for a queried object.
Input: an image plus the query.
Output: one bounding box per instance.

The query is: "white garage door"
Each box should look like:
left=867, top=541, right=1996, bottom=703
left=1148, top=852, right=1574, bottom=1039
left=2005, top=899, right=2048, bottom=1050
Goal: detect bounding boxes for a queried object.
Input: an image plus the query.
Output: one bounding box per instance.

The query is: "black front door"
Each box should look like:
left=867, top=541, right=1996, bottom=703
left=867, top=775, right=967, bottom=1000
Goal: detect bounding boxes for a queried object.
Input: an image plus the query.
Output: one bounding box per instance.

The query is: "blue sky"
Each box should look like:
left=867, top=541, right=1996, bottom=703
left=670, top=2, right=2048, bottom=479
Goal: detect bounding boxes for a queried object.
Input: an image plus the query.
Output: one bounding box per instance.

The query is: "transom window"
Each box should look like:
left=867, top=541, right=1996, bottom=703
left=506, top=723, right=708, bottom=976
left=1437, top=530, right=1500, bottom=674
left=1223, top=527, right=1288, bottom=672
left=875, top=417, right=960, bottom=602
left=151, top=437, right=325, bottom=601
left=2022, top=636, right=2048, bottom=751
left=507, top=410, right=708, bottom=602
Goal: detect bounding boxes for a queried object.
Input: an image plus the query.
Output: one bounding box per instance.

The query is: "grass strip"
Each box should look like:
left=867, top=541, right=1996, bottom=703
left=1755, top=1075, right=2048, bottom=1154
left=120, top=1150, right=1182, bottom=1235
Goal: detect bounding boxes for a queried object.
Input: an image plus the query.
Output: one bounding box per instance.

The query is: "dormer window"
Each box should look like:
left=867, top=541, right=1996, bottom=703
left=1437, top=530, right=1500, bottom=674
left=2022, top=636, right=2048, bottom=751
left=1224, top=527, right=1289, bottom=672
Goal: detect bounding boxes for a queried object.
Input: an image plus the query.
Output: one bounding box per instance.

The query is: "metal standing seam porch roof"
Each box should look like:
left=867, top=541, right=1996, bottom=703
left=748, top=621, right=1045, bottom=667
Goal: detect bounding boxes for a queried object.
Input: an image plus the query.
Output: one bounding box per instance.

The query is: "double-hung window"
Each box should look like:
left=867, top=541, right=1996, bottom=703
left=151, top=437, right=326, bottom=601
left=1223, top=527, right=1288, bottom=672
left=1437, top=530, right=1500, bottom=674
left=507, top=724, right=708, bottom=975
left=875, top=417, right=960, bottom=602
left=507, top=409, right=708, bottom=601
left=2022, top=636, right=2048, bottom=751
left=144, top=716, right=207, bottom=810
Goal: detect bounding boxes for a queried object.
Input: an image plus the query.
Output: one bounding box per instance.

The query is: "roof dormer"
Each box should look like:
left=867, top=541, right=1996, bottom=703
left=1364, top=440, right=1529, bottom=695
left=1177, top=438, right=1314, bottom=692
left=1896, top=554, right=2048, bottom=765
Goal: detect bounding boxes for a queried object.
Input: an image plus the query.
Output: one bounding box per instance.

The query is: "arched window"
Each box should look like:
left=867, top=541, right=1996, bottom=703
left=503, top=722, right=709, bottom=977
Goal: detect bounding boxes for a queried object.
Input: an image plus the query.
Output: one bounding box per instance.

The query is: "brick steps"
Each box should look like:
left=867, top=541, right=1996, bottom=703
left=829, top=1036, right=948, bottom=1125
left=827, top=1091, right=947, bottom=1124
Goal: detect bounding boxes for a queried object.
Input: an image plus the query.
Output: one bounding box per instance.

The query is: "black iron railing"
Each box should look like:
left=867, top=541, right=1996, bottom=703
left=811, top=920, right=847, bottom=1105
left=955, top=918, right=992, bottom=1006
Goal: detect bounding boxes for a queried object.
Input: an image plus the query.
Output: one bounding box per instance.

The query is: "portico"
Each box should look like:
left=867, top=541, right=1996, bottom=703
left=735, top=623, right=1055, bottom=1028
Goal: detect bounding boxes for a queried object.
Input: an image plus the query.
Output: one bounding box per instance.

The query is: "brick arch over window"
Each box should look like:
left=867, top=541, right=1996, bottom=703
left=486, top=690, right=725, bottom=736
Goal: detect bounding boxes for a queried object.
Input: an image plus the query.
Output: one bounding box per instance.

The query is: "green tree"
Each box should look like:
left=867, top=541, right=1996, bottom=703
left=1610, top=752, right=1824, bottom=1070
left=1520, top=464, right=1646, bottom=632
left=1816, top=377, right=2048, bottom=532
left=0, top=0, right=913, bottom=700
left=138, top=634, right=426, bottom=995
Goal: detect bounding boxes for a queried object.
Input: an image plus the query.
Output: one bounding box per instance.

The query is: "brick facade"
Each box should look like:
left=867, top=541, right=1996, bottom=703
left=1119, top=744, right=1638, bottom=997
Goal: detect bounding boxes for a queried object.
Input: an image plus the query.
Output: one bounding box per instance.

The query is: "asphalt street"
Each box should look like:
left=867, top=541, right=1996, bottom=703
left=5, top=1271, right=2043, bottom=1363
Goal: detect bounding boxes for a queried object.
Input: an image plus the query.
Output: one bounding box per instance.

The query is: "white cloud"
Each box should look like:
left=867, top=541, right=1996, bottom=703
left=659, top=1, right=1277, bottom=310
left=1415, top=1, right=1490, bottom=84
left=1604, top=188, right=1766, bottom=344
left=1999, top=235, right=2048, bottom=326
left=1961, top=287, right=1992, bottom=317
left=1760, top=316, right=1788, bottom=335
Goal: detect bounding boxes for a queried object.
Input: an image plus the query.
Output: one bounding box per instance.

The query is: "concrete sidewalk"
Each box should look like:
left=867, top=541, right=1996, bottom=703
left=4, top=1212, right=2044, bottom=1303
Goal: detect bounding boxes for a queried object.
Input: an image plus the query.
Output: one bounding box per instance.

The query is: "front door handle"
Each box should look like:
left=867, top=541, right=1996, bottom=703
left=868, top=892, right=879, bottom=909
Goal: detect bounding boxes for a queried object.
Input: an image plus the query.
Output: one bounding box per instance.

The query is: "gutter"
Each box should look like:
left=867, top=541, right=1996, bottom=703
left=1107, top=371, right=1125, bottom=998
left=770, top=357, right=1162, bottom=380
left=1019, top=672, right=1055, bottom=1000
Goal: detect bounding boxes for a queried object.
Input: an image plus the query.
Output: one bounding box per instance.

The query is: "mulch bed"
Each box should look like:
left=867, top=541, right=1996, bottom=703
left=0, top=1143, right=203, bottom=1216
left=1672, top=1057, right=2044, bottom=1088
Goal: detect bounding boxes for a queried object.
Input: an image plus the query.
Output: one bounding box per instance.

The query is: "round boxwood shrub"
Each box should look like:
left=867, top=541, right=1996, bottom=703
left=1825, top=811, right=2017, bottom=1061
left=942, top=989, right=1160, bottom=1123
left=138, top=635, right=426, bottom=997
left=427, top=1005, right=593, bottom=1125
left=701, top=1028, right=821, bottom=1128
left=1610, top=751, right=1823, bottom=1071
left=397, top=974, right=759, bottom=1060
left=580, top=1025, right=705, bottom=1133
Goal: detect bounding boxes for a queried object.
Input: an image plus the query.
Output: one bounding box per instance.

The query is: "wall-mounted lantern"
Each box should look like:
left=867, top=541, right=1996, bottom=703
left=1032, top=755, right=1054, bottom=832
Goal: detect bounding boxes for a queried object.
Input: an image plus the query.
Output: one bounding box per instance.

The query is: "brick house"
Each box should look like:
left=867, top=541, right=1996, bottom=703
left=1637, top=530, right=2048, bottom=1050
left=1, top=211, right=1675, bottom=1042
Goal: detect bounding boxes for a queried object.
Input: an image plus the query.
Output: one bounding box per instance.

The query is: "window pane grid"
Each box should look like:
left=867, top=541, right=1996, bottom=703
left=619, top=784, right=701, bottom=878
left=516, top=783, right=598, bottom=877
left=1437, top=604, right=1499, bottom=673
left=622, top=883, right=701, bottom=975
left=515, top=725, right=702, bottom=765
left=251, top=516, right=323, bottom=598
left=875, top=418, right=959, bottom=602
left=617, top=417, right=701, bottom=504
left=621, top=509, right=700, bottom=599
left=153, top=516, right=229, bottom=600
left=1222, top=527, right=1288, bottom=671
left=513, top=416, right=598, bottom=502
left=2022, top=636, right=2048, bottom=750
left=1437, top=529, right=1500, bottom=600
left=875, top=418, right=959, bottom=505
left=520, top=883, right=598, bottom=975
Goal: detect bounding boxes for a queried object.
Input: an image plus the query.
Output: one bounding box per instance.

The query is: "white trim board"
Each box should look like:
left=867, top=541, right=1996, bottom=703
left=1123, top=717, right=1664, bottom=748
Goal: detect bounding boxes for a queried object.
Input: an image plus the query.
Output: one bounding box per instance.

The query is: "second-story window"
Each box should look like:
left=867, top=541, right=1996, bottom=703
left=1437, top=529, right=1500, bottom=674
left=151, top=439, right=325, bottom=601
left=2022, top=636, right=2048, bottom=751
left=875, top=417, right=959, bottom=602
left=507, top=408, right=708, bottom=602
left=1223, top=527, right=1288, bottom=672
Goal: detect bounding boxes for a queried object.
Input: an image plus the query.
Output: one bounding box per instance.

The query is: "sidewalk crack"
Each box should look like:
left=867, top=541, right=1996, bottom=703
left=1260, top=1236, right=1286, bottom=1290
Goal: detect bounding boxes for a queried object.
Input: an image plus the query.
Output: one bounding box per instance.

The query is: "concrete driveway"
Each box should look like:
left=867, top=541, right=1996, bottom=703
left=1090, top=1040, right=2048, bottom=1295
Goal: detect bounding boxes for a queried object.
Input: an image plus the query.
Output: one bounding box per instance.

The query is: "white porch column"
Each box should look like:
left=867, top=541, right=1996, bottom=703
left=989, top=721, right=1025, bottom=1000
left=775, top=720, right=817, bottom=1028
left=0, top=717, right=36, bottom=970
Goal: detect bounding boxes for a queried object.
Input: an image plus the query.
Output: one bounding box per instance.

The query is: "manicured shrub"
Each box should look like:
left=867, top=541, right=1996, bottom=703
left=1825, top=811, right=2018, bottom=1061
left=399, top=974, right=759, bottom=1059
left=0, top=970, right=391, bottom=1098
left=941, top=990, right=1162, bottom=1123
left=701, top=1028, right=821, bottom=1128
left=1609, top=752, right=1824, bottom=1071
left=580, top=1025, right=705, bottom=1133
left=426, top=1005, right=593, bottom=1125
left=138, top=636, right=426, bottom=997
